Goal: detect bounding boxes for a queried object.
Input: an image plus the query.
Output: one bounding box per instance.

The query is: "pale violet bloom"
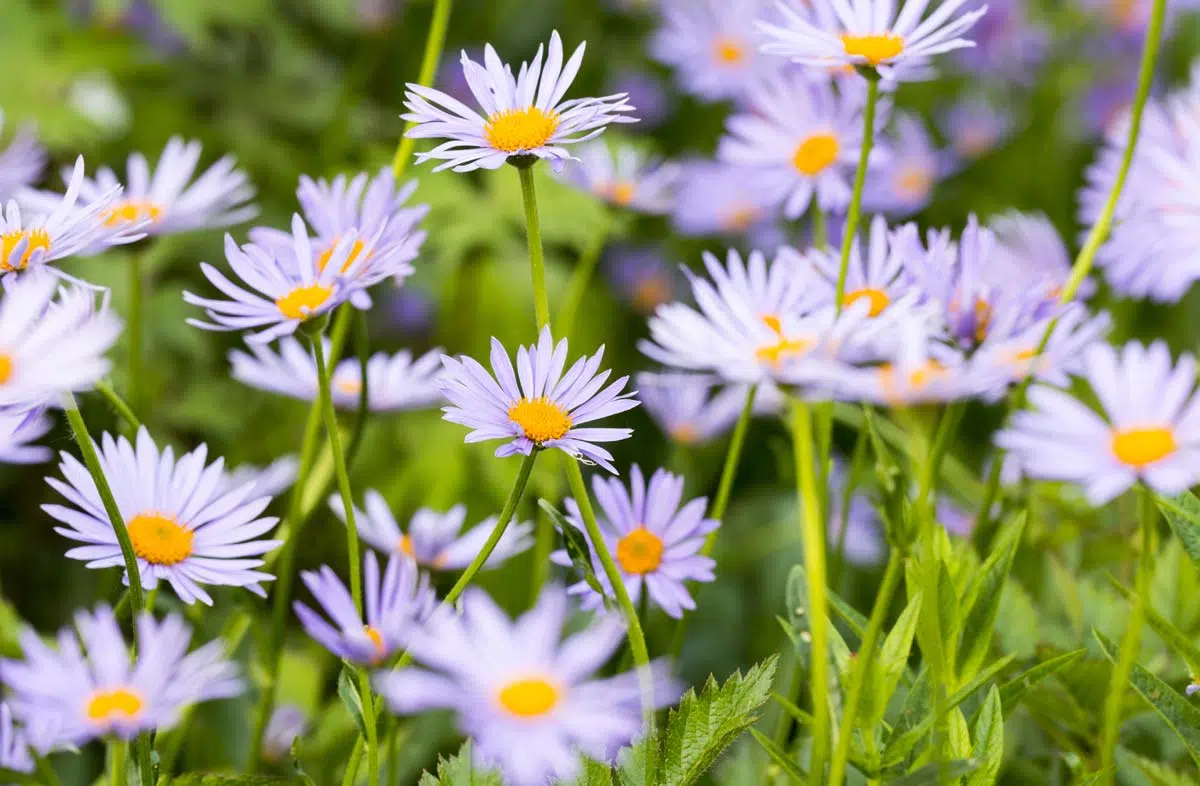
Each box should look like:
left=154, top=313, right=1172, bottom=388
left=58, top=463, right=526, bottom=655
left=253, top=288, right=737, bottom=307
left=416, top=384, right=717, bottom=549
left=558, top=141, right=679, bottom=214
left=636, top=373, right=753, bottom=445
left=263, top=704, right=308, bottom=763
left=828, top=461, right=885, bottom=565
left=944, top=96, right=1013, bottom=159
left=0, top=605, right=242, bottom=749
left=987, top=211, right=1092, bottom=306
left=19, top=137, right=255, bottom=240
left=0, top=408, right=52, bottom=465
left=759, top=0, right=989, bottom=80
left=954, top=0, right=1048, bottom=80
left=439, top=327, right=638, bottom=474
left=998, top=341, right=1200, bottom=505
left=402, top=31, right=635, bottom=173
left=718, top=74, right=876, bottom=219
left=863, top=113, right=955, bottom=216
left=972, top=303, right=1112, bottom=391
left=330, top=490, right=533, bottom=571
left=0, top=112, right=45, bottom=201
left=0, top=703, right=32, bottom=775
left=1188, top=680, right=1200, bottom=697
left=671, top=160, right=782, bottom=241
left=801, top=214, right=914, bottom=316
left=294, top=551, right=436, bottom=666
left=606, top=247, right=682, bottom=314
left=553, top=464, right=718, bottom=618
left=223, top=455, right=300, bottom=500
left=230, top=336, right=443, bottom=413
left=43, top=427, right=282, bottom=606
left=374, top=585, right=680, bottom=786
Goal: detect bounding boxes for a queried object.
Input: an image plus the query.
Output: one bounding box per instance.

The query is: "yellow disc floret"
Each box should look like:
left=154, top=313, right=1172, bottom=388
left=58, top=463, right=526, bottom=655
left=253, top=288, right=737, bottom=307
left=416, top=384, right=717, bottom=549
left=498, top=677, right=560, bottom=718
left=127, top=512, right=194, bottom=566
left=485, top=108, right=560, bottom=153
left=317, top=237, right=368, bottom=274
left=508, top=397, right=572, bottom=443
left=792, top=133, right=840, bottom=176
left=86, top=687, right=145, bottom=724
left=102, top=200, right=164, bottom=227
left=843, top=287, right=890, bottom=317
left=0, top=229, right=51, bottom=272
left=276, top=284, right=334, bottom=320
left=616, top=528, right=665, bottom=575
left=1111, top=426, right=1177, bottom=468
left=712, top=36, right=747, bottom=65
left=841, top=33, right=906, bottom=65
left=0, top=354, right=13, bottom=385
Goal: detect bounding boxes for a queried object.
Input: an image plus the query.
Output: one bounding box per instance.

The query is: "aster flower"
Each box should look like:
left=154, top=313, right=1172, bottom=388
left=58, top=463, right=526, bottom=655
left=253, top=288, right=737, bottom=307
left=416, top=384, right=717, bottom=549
left=972, top=303, right=1111, bottom=390
left=0, top=703, right=32, bottom=775
left=223, top=455, right=300, bottom=500
left=374, top=585, right=679, bottom=786
left=0, top=605, right=242, bottom=749
left=0, top=112, right=45, bottom=201
left=828, top=465, right=885, bottom=565
left=636, top=373, right=754, bottom=445
left=987, top=211, right=1091, bottom=307
left=0, top=275, right=122, bottom=409
left=1188, top=678, right=1200, bottom=697
left=0, top=408, right=52, bottom=465
left=997, top=341, right=1200, bottom=504
left=718, top=74, right=878, bottom=219
left=294, top=551, right=436, bottom=666
left=863, top=114, right=955, bottom=217
left=801, top=214, right=913, bottom=315
left=439, top=327, right=638, bottom=473
left=2, top=157, right=143, bottom=277
left=552, top=465, right=718, bottom=618
left=671, top=160, right=782, bottom=243
left=606, top=70, right=671, bottom=129
left=606, top=247, right=682, bottom=314
left=558, top=141, right=679, bottom=213
left=330, top=491, right=533, bottom=571
left=759, top=0, right=988, bottom=80
left=262, top=704, right=308, bottom=763
left=953, top=0, right=1047, bottom=80
left=43, top=427, right=283, bottom=606
left=402, top=32, right=635, bottom=173
left=650, top=0, right=784, bottom=102
left=943, top=97, right=1013, bottom=159
left=20, top=137, right=255, bottom=240
left=230, top=336, right=443, bottom=412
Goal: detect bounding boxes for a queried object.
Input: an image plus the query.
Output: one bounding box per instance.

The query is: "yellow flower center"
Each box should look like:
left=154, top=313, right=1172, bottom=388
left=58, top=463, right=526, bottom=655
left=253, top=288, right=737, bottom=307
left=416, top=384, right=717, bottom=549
left=127, top=512, right=194, bottom=566
left=1111, top=426, right=1177, bottom=468
left=0, top=354, right=13, bottom=385
left=398, top=534, right=414, bottom=557
left=878, top=360, right=946, bottom=402
left=334, top=375, right=362, bottom=396
left=485, top=108, right=560, bottom=153
left=0, top=229, right=51, bottom=272
left=102, top=200, right=163, bottom=227
left=896, top=166, right=933, bottom=199
left=86, top=687, right=145, bottom=723
left=756, top=315, right=813, bottom=367
left=508, top=397, right=572, bottom=443
left=712, top=36, right=747, bottom=65
left=671, top=424, right=700, bottom=444
left=792, top=134, right=841, bottom=176
left=317, top=237, right=368, bottom=274
left=608, top=181, right=637, bottom=206
left=844, top=287, right=890, bottom=317
left=722, top=205, right=759, bottom=232
left=616, top=528, right=664, bottom=575
left=276, top=284, right=334, bottom=320
left=632, top=276, right=672, bottom=314
left=841, top=33, right=906, bottom=65
left=498, top=677, right=560, bottom=718
left=364, top=625, right=386, bottom=661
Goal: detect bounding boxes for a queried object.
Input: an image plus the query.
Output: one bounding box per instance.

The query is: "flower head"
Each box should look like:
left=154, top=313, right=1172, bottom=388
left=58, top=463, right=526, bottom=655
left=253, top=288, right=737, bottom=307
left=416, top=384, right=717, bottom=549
left=998, top=341, right=1200, bottom=504
left=558, top=141, right=679, bottom=213
left=863, top=113, right=955, bottom=216
left=971, top=303, right=1111, bottom=391
left=0, top=703, right=32, bottom=775
left=331, top=491, right=533, bottom=571
left=402, top=32, right=635, bottom=173
left=0, top=408, right=52, bottom=465
left=943, top=97, right=1013, bottom=159
left=223, top=455, right=300, bottom=500
left=0, top=605, right=242, bottom=749
left=439, top=327, right=638, bottom=473
left=0, top=112, right=45, bottom=201
left=374, top=585, right=679, bottom=786
left=43, top=427, right=282, bottom=605
left=636, top=373, right=755, bottom=445
left=606, top=247, right=682, bottom=314
left=802, top=214, right=913, bottom=315
left=671, top=160, right=782, bottom=242
left=294, top=551, right=436, bottom=666
left=263, top=705, right=308, bottom=763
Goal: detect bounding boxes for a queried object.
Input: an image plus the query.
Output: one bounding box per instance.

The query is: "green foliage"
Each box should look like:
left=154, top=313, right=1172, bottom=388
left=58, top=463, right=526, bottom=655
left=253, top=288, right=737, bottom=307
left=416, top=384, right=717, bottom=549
left=956, top=514, right=1026, bottom=683
left=335, top=666, right=367, bottom=741
left=1156, top=492, right=1200, bottom=571
left=172, top=776, right=308, bottom=785
left=966, top=687, right=1004, bottom=786
left=746, top=729, right=806, bottom=784
left=416, top=744, right=504, bottom=786
left=540, top=498, right=607, bottom=599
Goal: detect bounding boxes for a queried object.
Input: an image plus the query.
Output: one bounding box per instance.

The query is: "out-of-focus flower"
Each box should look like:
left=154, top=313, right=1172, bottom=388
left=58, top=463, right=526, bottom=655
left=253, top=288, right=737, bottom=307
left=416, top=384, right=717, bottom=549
left=671, top=160, right=781, bottom=244
left=0, top=605, right=242, bottom=749
left=43, top=427, right=282, bottom=606
left=262, top=704, right=308, bottom=763
left=954, top=0, right=1047, bottom=80
left=936, top=497, right=975, bottom=537
left=558, top=142, right=679, bottom=214
left=230, top=337, right=443, bottom=413
left=606, top=247, right=682, bottom=315
left=374, top=585, right=680, bottom=786
left=998, top=341, right=1200, bottom=504
left=863, top=114, right=955, bottom=217
left=331, top=491, right=533, bottom=571
left=553, top=464, right=718, bottom=618
left=800, top=215, right=914, bottom=316
left=385, top=286, right=436, bottom=337
left=402, top=32, right=635, bottom=173
left=223, top=455, right=300, bottom=500
left=294, top=552, right=436, bottom=666
left=438, top=327, right=638, bottom=473
left=606, top=70, right=671, bottom=129
left=0, top=112, right=45, bottom=201
left=719, top=75, right=879, bottom=219
left=1187, top=678, right=1200, bottom=697
left=828, top=462, right=885, bottom=565
left=67, top=73, right=131, bottom=138
left=0, top=408, right=52, bottom=465
left=943, top=96, right=1013, bottom=159
left=972, top=304, right=1111, bottom=390
left=0, top=703, right=32, bottom=775
left=636, top=373, right=752, bottom=445
left=987, top=211, right=1090, bottom=307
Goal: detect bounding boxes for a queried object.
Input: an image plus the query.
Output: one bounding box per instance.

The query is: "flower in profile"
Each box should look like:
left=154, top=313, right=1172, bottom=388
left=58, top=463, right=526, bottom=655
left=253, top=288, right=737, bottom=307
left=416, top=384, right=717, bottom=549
left=223, top=455, right=300, bottom=500
left=294, top=551, right=436, bottom=666
left=0, top=605, right=242, bottom=748
left=802, top=214, right=913, bottom=315
left=636, top=373, right=754, bottom=445
left=972, top=303, right=1111, bottom=390
left=263, top=704, right=308, bottom=763
left=331, top=491, right=533, bottom=571
left=650, top=0, right=782, bottom=102
left=0, top=408, right=52, bottom=465
left=997, top=341, right=1200, bottom=504
left=554, top=464, right=718, bottom=618
left=0, top=703, right=32, bottom=775
left=759, top=0, right=988, bottom=80
left=374, top=585, right=679, bottom=786
left=230, top=337, right=443, bottom=412
left=863, top=114, right=954, bottom=217
left=0, top=276, right=122, bottom=409
left=943, top=97, right=1013, bottom=159
left=718, top=74, right=876, bottom=219
left=43, top=427, right=282, bottom=605
left=3, top=157, right=143, bottom=277
left=402, top=32, right=635, bottom=173
left=20, top=137, right=255, bottom=240
left=606, top=247, right=682, bottom=314
left=558, top=141, right=679, bottom=214
left=671, top=160, right=782, bottom=243
left=439, top=327, right=638, bottom=473
left=0, top=112, right=45, bottom=201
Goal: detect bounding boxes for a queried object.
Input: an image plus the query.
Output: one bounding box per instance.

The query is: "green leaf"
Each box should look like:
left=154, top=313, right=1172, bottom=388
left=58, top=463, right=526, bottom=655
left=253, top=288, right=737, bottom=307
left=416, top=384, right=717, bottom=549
left=615, top=737, right=653, bottom=786
left=747, top=728, right=807, bottom=784
left=956, top=514, right=1026, bottom=682
left=771, top=691, right=813, bottom=728
left=1108, top=576, right=1200, bottom=674
left=336, top=666, right=367, bottom=740
left=565, top=758, right=615, bottom=786
left=0, top=767, right=38, bottom=785
left=1156, top=492, right=1200, bottom=571
left=885, top=760, right=979, bottom=786
left=540, top=499, right=607, bottom=599
left=1126, top=749, right=1197, bottom=786
left=995, top=649, right=1086, bottom=717
left=866, top=590, right=922, bottom=725
left=417, top=743, right=504, bottom=786
left=966, top=687, right=1004, bottom=786
left=654, top=656, right=779, bottom=786
left=171, top=776, right=308, bottom=785
left=947, top=707, right=971, bottom=761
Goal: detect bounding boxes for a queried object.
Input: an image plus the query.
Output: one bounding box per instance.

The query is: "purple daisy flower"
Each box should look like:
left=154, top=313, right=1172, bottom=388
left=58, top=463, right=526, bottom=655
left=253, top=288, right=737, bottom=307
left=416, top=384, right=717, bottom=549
left=557, top=141, right=679, bottom=214
left=943, top=96, right=1014, bottom=159
left=0, top=702, right=32, bottom=775
left=262, top=704, right=308, bottom=763
left=863, top=113, right=956, bottom=217
left=605, top=246, right=683, bottom=315
left=0, top=111, right=45, bottom=201
left=670, top=160, right=783, bottom=246
left=635, top=373, right=754, bottom=445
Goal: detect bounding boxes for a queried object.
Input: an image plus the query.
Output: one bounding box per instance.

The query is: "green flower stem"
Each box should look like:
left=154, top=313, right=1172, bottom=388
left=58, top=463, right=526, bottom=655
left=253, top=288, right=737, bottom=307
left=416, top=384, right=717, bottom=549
left=558, top=223, right=609, bottom=339
left=517, top=166, right=551, bottom=329
left=34, top=755, right=62, bottom=786
left=789, top=397, right=830, bottom=782
left=110, top=741, right=127, bottom=786
left=528, top=453, right=562, bottom=606
left=94, top=380, right=141, bottom=431
left=390, top=0, right=453, bottom=180
left=812, top=204, right=828, bottom=249
left=834, top=73, right=880, bottom=311
left=827, top=548, right=904, bottom=786
left=701, top=384, right=758, bottom=556
left=341, top=739, right=365, bottom=786
left=1099, top=489, right=1157, bottom=785
left=127, top=248, right=146, bottom=418
left=62, top=395, right=154, bottom=786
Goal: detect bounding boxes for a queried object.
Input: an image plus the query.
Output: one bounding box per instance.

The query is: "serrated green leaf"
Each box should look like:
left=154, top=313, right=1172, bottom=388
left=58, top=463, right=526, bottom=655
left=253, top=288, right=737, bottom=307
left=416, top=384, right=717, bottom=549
left=966, top=687, right=1003, bottom=786
left=1108, top=576, right=1200, bottom=674
left=1156, top=492, right=1200, bottom=572
left=956, top=515, right=1026, bottom=682
left=1125, top=749, right=1196, bottom=786
left=947, top=708, right=971, bottom=761
left=540, top=499, right=607, bottom=598
left=565, top=758, right=615, bottom=786
left=886, top=760, right=979, bottom=786
left=771, top=692, right=812, bottom=728
left=1094, top=630, right=1200, bottom=768
left=747, top=728, right=806, bottom=784
left=866, top=590, right=922, bottom=725
left=417, top=743, right=504, bottom=786
left=615, top=737, right=653, bottom=786
left=336, top=666, right=367, bottom=740
left=938, top=562, right=961, bottom=667
left=995, top=649, right=1086, bottom=717
left=171, top=776, right=307, bottom=785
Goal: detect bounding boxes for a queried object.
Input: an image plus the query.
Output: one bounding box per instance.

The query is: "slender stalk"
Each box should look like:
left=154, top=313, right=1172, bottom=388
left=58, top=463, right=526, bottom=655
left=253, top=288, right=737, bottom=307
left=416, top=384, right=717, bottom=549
left=391, top=0, right=454, bottom=180
left=341, top=739, right=365, bottom=786
left=347, top=308, right=372, bottom=469
left=701, top=385, right=758, bottom=556
left=110, top=741, right=128, bottom=786
left=358, top=668, right=380, bottom=786
left=790, top=398, right=830, bottom=782
left=834, top=74, right=880, bottom=311
left=827, top=549, right=904, bottom=786
left=558, top=225, right=609, bottom=339
left=528, top=462, right=558, bottom=606
left=127, top=248, right=145, bottom=416
left=1098, top=489, right=1156, bottom=785
left=34, top=755, right=62, bottom=786
left=812, top=204, right=828, bottom=250
left=517, top=166, right=551, bottom=329
left=94, top=380, right=141, bottom=431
